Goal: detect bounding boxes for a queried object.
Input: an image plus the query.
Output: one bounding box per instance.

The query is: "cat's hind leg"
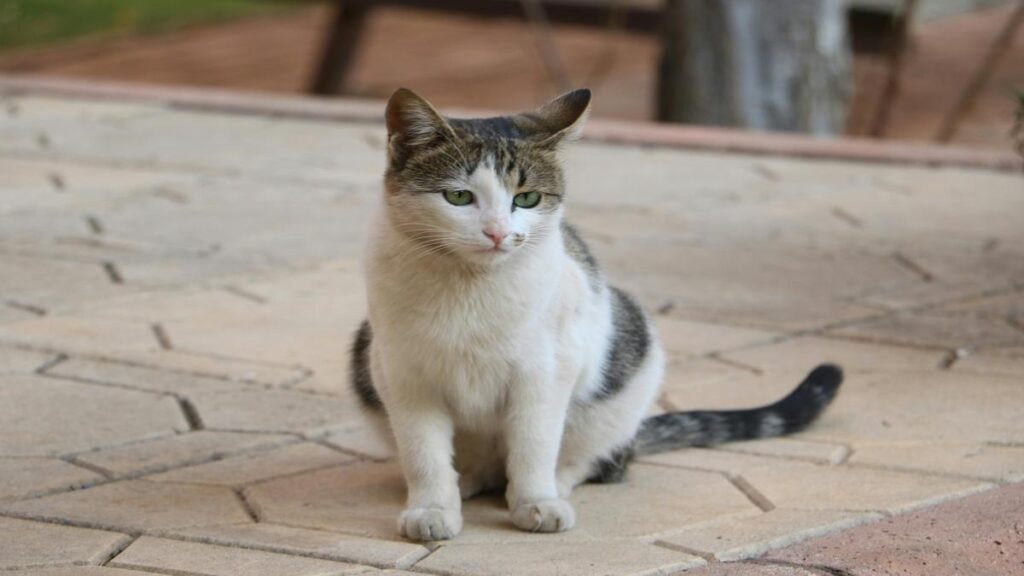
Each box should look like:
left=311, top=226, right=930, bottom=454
left=557, top=342, right=663, bottom=497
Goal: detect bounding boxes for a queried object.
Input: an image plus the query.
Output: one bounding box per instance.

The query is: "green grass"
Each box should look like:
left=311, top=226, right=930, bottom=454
left=0, top=0, right=295, bottom=52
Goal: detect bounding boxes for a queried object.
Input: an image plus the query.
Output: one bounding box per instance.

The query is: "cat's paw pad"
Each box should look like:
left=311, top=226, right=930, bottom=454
left=398, top=507, right=462, bottom=541
left=510, top=498, right=576, bottom=533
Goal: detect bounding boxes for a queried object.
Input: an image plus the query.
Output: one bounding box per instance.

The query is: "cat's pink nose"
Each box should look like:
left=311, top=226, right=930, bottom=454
left=483, top=229, right=507, bottom=247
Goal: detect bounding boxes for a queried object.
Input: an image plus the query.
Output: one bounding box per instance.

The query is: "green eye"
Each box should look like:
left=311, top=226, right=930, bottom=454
left=443, top=189, right=474, bottom=206
left=513, top=191, right=542, bottom=209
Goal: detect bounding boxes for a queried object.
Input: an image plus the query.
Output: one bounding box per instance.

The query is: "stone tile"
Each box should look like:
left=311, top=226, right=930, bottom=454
left=953, top=349, right=1024, bottom=378
left=149, top=442, right=352, bottom=487
left=653, top=317, right=778, bottom=358
left=139, top=349, right=310, bottom=387
left=0, top=457, right=101, bottom=500
left=192, top=389, right=362, bottom=434
left=0, top=517, right=130, bottom=569
left=243, top=462, right=426, bottom=539
left=0, top=256, right=127, bottom=316
left=790, top=370, right=1024, bottom=444
left=109, top=536, right=367, bottom=576
left=603, top=242, right=887, bottom=332
left=742, top=462, right=992, bottom=515
left=722, top=335, right=944, bottom=375
left=47, top=358, right=254, bottom=396
left=0, top=315, right=159, bottom=357
left=0, top=345, right=56, bottom=374
left=939, top=290, right=1024, bottom=321
left=0, top=374, right=187, bottom=456
left=720, top=439, right=849, bottom=465
left=322, top=424, right=395, bottom=460
left=166, top=523, right=429, bottom=569
left=656, top=509, right=881, bottom=561
left=683, top=563, right=818, bottom=576
left=2, top=480, right=252, bottom=532
left=248, top=461, right=757, bottom=542
left=640, top=449, right=783, bottom=476
left=417, top=540, right=704, bottom=576
left=6, top=568, right=156, bottom=576
left=76, top=431, right=294, bottom=476
left=850, top=442, right=1024, bottom=482
left=828, top=311, right=1024, bottom=352
left=659, top=357, right=767, bottom=412
left=108, top=264, right=366, bottom=378
left=765, top=483, right=1024, bottom=576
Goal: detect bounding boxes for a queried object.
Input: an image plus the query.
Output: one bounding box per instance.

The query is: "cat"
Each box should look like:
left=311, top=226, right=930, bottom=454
left=350, top=87, right=842, bottom=542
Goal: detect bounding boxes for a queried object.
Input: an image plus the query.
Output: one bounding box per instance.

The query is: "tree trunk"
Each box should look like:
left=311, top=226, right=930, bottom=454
left=658, top=0, right=851, bottom=135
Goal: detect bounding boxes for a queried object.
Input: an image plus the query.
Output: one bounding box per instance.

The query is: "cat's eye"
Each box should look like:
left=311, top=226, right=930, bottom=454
left=443, top=189, right=474, bottom=206
left=513, top=191, right=542, bottom=209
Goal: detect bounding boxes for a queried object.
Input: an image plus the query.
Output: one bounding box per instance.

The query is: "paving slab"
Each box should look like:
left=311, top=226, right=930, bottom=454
left=75, top=430, right=295, bottom=477
left=849, top=442, right=1024, bottom=482
left=190, top=388, right=362, bottom=435
left=653, top=317, right=779, bottom=358
left=109, top=536, right=368, bottom=576
left=0, top=345, right=57, bottom=374
left=46, top=357, right=255, bottom=396
left=717, top=439, right=849, bottom=465
left=0, top=457, right=101, bottom=500
left=321, top=423, right=396, bottom=460
left=764, top=482, right=1024, bottom=576
left=148, top=442, right=353, bottom=487
left=0, top=517, right=130, bottom=570
left=5, top=568, right=157, bottom=576
left=953, top=349, right=1024, bottom=378
left=640, top=448, right=785, bottom=476
left=829, top=310, right=1024, bottom=351
left=2, top=480, right=253, bottom=532
left=416, top=540, right=704, bottom=576
left=789, top=370, right=1024, bottom=445
left=656, top=509, right=881, bottom=561
left=741, top=462, right=992, bottom=514
left=683, top=563, right=819, bottom=576
left=165, top=523, right=430, bottom=568
left=0, top=374, right=187, bottom=456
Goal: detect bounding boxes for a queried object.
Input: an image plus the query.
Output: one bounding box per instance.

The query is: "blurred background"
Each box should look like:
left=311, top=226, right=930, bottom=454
left=0, top=0, right=1020, bottom=151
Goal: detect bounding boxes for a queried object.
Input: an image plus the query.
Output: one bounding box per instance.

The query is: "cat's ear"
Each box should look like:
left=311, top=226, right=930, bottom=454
left=385, top=88, right=455, bottom=152
left=518, top=88, right=592, bottom=146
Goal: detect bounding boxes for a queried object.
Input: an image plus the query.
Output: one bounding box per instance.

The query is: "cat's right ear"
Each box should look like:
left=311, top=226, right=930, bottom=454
left=385, top=89, right=454, bottom=158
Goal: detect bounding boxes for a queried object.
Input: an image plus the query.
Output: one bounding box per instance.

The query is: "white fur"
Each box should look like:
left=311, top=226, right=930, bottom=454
left=362, top=158, right=663, bottom=541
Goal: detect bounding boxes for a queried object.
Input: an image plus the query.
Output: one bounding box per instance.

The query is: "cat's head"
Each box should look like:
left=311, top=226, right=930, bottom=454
left=381, top=88, right=591, bottom=267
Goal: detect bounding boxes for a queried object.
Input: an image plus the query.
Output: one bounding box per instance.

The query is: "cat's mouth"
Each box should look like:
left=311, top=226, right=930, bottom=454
left=474, top=243, right=510, bottom=254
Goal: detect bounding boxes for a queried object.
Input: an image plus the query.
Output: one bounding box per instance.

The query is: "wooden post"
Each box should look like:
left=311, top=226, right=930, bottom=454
left=310, top=0, right=370, bottom=96
left=658, top=0, right=852, bottom=135
left=870, top=0, right=920, bottom=138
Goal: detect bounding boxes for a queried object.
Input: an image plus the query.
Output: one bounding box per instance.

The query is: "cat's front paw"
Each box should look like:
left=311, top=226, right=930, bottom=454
left=510, top=498, right=575, bottom=533
left=398, top=507, right=463, bottom=541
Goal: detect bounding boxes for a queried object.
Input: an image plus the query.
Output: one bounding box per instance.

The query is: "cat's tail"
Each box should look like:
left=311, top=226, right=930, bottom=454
left=634, top=364, right=842, bottom=455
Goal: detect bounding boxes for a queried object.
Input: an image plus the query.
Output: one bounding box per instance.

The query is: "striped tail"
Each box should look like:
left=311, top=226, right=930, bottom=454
left=635, top=364, right=843, bottom=455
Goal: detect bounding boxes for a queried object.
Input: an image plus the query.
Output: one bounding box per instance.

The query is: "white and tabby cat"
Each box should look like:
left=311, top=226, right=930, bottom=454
left=350, top=88, right=842, bottom=541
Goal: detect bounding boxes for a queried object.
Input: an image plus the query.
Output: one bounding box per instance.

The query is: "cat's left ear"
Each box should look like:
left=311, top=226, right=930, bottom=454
left=517, top=88, right=592, bottom=146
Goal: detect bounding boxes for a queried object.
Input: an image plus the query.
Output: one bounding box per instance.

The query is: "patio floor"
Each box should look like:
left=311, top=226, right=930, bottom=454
left=0, top=78, right=1022, bottom=576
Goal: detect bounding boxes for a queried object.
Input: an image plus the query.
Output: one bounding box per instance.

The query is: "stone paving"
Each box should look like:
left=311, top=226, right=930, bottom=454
left=0, top=81, right=1022, bottom=575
